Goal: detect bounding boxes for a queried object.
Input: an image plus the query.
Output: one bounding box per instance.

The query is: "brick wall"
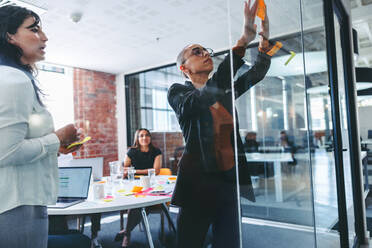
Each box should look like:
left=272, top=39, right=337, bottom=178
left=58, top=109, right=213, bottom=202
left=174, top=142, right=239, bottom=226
left=151, top=132, right=184, bottom=173
left=73, top=68, right=118, bottom=176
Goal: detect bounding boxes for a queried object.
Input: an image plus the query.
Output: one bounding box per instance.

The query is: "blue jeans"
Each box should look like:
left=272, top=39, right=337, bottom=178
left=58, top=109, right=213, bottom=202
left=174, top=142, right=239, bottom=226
left=0, top=205, right=48, bottom=248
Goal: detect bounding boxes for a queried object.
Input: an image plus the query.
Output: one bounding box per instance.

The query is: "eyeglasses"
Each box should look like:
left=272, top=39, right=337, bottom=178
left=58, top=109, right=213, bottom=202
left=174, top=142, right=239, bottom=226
left=182, top=47, right=214, bottom=64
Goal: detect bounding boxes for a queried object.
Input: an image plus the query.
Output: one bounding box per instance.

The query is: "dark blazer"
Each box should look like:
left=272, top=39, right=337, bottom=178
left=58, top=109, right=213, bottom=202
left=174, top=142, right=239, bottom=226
left=168, top=51, right=271, bottom=206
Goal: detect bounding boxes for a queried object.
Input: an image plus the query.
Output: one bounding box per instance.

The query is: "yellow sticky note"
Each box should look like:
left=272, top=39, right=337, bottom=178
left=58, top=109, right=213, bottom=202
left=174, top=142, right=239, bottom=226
left=154, top=185, right=164, bottom=191
left=284, top=51, right=296, bottom=66
left=67, top=136, right=91, bottom=149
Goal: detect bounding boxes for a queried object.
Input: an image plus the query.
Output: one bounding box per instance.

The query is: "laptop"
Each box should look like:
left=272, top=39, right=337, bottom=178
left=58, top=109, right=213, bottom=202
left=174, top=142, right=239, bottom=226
left=48, top=167, right=92, bottom=209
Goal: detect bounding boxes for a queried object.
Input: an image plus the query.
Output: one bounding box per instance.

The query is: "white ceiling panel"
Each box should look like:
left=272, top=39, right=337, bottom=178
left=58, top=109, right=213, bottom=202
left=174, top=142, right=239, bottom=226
left=5, top=0, right=372, bottom=74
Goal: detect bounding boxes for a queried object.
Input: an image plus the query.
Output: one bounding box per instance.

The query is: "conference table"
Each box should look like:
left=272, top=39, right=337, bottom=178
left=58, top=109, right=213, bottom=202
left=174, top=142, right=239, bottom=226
left=245, top=152, right=293, bottom=202
left=48, top=176, right=176, bottom=248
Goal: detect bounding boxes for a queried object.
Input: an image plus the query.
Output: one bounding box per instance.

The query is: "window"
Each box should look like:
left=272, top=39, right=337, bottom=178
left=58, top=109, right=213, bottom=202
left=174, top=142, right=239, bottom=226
left=125, top=54, right=227, bottom=144
left=36, top=63, right=74, bottom=129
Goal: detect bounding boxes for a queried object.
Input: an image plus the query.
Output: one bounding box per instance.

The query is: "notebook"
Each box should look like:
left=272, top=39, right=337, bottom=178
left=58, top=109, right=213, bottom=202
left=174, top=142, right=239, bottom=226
left=48, top=167, right=92, bottom=209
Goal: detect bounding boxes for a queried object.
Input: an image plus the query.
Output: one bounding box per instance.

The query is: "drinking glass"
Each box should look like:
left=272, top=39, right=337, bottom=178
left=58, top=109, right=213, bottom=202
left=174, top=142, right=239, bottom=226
left=148, top=168, right=155, bottom=186
left=109, top=161, right=123, bottom=184
left=126, top=167, right=135, bottom=182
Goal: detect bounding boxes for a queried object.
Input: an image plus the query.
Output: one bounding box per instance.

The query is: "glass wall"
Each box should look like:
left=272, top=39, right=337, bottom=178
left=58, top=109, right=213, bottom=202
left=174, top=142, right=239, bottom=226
left=123, top=0, right=361, bottom=247
left=228, top=0, right=318, bottom=247
left=229, top=0, right=359, bottom=247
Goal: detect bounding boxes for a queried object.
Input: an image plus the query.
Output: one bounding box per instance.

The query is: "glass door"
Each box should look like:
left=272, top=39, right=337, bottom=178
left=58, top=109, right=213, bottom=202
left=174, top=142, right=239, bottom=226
left=320, top=0, right=368, bottom=247
left=228, top=0, right=367, bottom=247
left=228, top=0, right=318, bottom=247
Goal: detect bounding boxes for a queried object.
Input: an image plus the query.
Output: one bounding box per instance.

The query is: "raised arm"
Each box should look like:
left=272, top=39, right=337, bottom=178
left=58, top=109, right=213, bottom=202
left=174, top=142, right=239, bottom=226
left=210, top=0, right=263, bottom=89
left=234, top=52, right=271, bottom=98
left=235, top=2, right=272, bottom=98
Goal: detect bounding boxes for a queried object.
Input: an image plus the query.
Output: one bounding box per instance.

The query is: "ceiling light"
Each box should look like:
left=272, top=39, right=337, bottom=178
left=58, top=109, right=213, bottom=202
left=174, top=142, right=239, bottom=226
left=0, top=0, right=47, bottom=15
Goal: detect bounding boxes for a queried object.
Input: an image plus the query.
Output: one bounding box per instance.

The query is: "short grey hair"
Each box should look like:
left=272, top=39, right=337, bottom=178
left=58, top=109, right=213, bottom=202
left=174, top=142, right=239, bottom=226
left=176, top=44, right=192, bottom=79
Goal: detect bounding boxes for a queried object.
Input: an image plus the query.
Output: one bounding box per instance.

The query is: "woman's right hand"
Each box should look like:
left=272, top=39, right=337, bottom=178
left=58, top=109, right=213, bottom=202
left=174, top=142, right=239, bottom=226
left=55, top=124, right=80, bottom=148
left=237, top=0, right=259, bottom=47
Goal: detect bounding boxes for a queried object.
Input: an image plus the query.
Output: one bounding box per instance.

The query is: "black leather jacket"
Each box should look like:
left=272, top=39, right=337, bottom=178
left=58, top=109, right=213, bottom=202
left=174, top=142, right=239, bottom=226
left=168, top=51, right=271, bottom=173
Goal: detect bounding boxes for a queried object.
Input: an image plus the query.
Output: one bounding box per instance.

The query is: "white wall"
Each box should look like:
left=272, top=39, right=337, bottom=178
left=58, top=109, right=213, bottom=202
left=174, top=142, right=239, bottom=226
left=116, top=73, right=127, bottom=163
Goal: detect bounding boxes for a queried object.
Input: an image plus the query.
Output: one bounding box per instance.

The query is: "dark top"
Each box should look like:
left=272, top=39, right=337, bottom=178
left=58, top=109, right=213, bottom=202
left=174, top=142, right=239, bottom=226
left=167, top=51, right=271, bottom=206
left=244, top=140, right=260, bottom=153
left=127, top=147, right=161, bottom=170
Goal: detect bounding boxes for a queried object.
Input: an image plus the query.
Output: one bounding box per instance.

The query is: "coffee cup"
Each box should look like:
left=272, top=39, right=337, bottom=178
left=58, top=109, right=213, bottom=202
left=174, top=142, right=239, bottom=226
left=140, top=176, right=150, bottom=189
left=93, top=183, right=105, bottom=200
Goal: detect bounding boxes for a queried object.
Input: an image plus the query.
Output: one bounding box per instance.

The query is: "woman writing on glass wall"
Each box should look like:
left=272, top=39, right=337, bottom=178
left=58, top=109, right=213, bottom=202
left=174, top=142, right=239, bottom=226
left=0, top=6, right=81, bottom=248
left=168, top=1, right=274, bottom=247
left=115, top=128, right=162, bottom=248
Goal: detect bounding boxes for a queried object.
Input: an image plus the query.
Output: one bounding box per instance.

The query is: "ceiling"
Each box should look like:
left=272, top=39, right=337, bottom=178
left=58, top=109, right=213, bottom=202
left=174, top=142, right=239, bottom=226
left=3, top=0, right=372, bottom=75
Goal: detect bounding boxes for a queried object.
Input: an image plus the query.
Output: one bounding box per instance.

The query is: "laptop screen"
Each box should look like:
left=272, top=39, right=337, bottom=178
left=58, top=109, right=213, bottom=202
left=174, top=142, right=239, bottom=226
left=58, top=167, right=92, bottom=198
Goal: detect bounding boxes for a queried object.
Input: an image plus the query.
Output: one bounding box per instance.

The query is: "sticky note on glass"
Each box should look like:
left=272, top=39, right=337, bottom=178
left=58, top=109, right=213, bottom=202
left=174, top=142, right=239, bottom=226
left=257, top=0, right=266, bottom=20
left=284, top=51, right=296, bottom=66
left=66, top=136, right=91, bottom=149
left=267, top=41, right=283, bottom=56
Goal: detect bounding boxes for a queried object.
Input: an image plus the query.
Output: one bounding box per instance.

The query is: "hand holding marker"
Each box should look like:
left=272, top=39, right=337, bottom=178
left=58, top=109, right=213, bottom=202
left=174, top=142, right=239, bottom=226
left=254, top=0, right=296, bottom=65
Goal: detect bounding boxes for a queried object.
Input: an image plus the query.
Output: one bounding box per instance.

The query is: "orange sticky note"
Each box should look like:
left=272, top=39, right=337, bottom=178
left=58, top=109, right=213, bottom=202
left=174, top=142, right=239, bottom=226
left=267, top=41, right=283, bottom=56
left=131, top=186, right=143, bottom=193
left=257, top=0, right=266, bottom=20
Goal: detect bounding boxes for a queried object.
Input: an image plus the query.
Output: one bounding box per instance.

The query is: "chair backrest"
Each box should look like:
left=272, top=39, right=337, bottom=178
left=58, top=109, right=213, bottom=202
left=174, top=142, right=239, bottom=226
left=159, top=168, right=172, bottom=175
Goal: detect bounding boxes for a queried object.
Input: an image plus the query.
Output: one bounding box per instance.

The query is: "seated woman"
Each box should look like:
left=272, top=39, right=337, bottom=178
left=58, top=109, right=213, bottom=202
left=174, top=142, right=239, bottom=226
left=244, top=131, right=259, bottom=153
left=280, top=130, right=297, bottom=165
left=115, top=128, right=162, bottom=248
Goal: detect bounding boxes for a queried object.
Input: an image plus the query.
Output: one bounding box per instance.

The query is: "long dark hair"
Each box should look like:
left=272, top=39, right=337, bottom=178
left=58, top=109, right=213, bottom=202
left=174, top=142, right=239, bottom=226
left=0, top=5, right=44, bottom=105
left=132, top=128, right=155, bottom=152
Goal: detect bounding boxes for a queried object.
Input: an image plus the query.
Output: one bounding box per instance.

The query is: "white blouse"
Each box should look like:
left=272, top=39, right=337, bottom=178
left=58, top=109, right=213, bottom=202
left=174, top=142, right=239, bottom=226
left=0, top=65, right=60, bottom=214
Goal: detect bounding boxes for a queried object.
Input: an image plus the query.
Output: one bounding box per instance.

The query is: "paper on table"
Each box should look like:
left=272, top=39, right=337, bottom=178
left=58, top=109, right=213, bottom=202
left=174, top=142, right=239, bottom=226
left=131, top=186, right=143, bottom=193
left=103, top=195, right=114, bottom=202
left=66, top=136, right=91, bottom=149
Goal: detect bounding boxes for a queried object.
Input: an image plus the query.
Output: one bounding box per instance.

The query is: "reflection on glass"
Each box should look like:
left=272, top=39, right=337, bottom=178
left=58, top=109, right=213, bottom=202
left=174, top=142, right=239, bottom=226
left=166, top=1, right=272, bottom=247
left=231, top=0, right=330, bottom=247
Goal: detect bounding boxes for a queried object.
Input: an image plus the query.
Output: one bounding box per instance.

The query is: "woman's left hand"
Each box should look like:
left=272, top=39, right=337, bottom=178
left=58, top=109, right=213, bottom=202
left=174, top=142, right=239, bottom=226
left=59, top=144, right=82, bottom=154
left=238, top=0, right=259, bottom=47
